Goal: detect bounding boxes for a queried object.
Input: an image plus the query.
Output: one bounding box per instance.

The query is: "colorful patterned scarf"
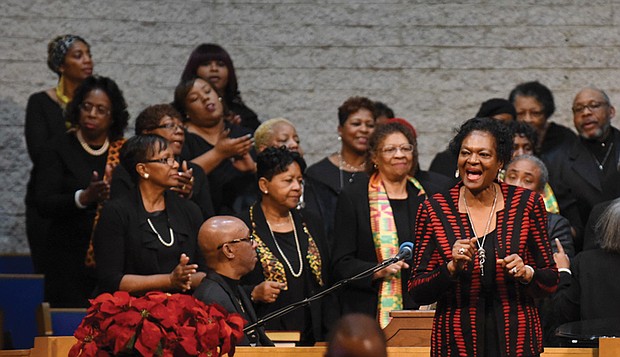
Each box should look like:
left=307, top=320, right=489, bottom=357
left=369, top=172, right=425, bottom=328
left=249, top=204, right=323, bottom=290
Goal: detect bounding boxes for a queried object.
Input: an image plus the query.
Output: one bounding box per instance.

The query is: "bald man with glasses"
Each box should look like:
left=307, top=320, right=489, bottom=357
left=193, top=216, right=273, bottom=346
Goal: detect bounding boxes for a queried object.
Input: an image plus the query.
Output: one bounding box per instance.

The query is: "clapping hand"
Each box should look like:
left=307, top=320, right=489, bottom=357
left=170, top=253, right=198, bottom=292
left=172, top=160, right=194, bottom=198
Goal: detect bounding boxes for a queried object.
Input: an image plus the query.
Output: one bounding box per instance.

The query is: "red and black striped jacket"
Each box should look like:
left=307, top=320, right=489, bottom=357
left=410, top=182, right=558, bottom=357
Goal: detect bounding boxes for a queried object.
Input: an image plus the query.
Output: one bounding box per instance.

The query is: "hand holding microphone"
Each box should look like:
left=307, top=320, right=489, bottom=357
left=372, top=242, right=414, bottom=280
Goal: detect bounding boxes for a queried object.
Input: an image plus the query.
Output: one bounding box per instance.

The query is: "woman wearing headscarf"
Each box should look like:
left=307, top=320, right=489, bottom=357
left=35, top=75, right=128, bottom=307
left=25, top=34, right=93, bottom=273
left=410, top=117, right=558, bottom=356
left=181, top=43, right=260, bottom=131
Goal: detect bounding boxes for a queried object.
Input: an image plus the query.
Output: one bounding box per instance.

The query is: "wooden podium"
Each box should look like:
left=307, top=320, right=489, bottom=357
left=383, top=310, right=434, bottom=347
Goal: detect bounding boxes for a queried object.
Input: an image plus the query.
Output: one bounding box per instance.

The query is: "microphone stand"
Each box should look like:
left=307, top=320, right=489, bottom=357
left=244, top=255, right=404, bottom=333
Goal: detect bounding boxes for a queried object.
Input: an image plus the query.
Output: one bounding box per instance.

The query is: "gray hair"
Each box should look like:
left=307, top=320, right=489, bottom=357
left=596, top=198, right=620, bottom=254
left=578, top=86, right=612, bottom=105
left=506, top=154, right=549, bottom=191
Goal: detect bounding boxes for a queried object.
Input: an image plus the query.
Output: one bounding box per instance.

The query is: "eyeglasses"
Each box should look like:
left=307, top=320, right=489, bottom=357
left=217, top=236, right=255, bottom=249
left=379, top=144, right=415, bottom=156
left=152, top=122, right=184, bottom=132
left=516, top=110, right=545, bottom=120
left=572, top=102, right=607, bottom=114
left=144, top=157, right=177, bottom=166
left=80, top=102, right=110, bottom=117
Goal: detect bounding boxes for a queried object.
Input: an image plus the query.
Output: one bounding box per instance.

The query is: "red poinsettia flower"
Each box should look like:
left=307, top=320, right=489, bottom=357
left=71, top=291, right=244, bottom=357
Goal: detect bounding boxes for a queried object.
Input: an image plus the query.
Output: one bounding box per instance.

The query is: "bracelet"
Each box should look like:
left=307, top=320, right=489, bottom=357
left=74, top=189, right=87, bottom=209
left=558, top=268, right=572, bottom=275
left=519, top=265, right=535, bottom=285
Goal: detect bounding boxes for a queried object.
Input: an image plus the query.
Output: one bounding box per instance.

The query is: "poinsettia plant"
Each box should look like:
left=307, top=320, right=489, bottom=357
left=69, top=291, right=246, bottom=357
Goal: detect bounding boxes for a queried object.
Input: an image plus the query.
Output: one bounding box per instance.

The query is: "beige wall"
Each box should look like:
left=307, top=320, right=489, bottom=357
left=2, top=0, right=619, bottom=252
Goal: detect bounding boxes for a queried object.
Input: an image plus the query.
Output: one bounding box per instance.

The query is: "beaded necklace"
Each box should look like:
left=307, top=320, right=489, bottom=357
left=265, top=212, right=303, bottom=278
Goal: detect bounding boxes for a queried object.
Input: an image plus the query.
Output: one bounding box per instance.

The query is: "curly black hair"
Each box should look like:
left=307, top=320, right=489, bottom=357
left=65, top=75, right=129, bottom=141
left=508, top=120, right=538, bottom=152
left=449, top=117, right=513, bottom=166
left=256, top=146, right=306, bottom=181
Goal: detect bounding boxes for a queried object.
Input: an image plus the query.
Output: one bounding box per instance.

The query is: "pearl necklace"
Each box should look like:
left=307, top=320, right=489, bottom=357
left=147, top=218, right=175, bottom=247
left=266, top=212, right=303, bottom=278
left=338, top=152, right=365, bottom=189
left=76, top=130, right=109, bottom=156
left=463, top=184, right=498, bottom=277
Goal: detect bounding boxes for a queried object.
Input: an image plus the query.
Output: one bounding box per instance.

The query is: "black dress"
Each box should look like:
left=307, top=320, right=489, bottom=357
left=35, top=132, right=105, bottom=307
left=239, top=204, right=330, bottom=344
left=25, top=91, right=67, bottom=274
left=304, top=157, right=368, bottom=250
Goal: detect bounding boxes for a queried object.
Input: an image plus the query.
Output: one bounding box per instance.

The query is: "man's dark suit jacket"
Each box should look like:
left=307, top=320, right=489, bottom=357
left=547, top=127, right=620, bottom=251
left=194, top=270, right=273, bottom=346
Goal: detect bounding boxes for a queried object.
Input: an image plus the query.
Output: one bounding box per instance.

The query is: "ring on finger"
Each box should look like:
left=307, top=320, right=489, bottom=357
left=511, top=267, right=518, bottom=274
left=272, top=294, right=277, bottom=299
left=458, top=248, right=465, bottom=255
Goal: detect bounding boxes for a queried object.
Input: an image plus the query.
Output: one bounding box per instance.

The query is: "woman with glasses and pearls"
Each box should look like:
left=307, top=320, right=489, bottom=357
left=94, top=135, right=205, bottom=295
left=331, top=121, right=427, bottom=329
left=239, top=147, right=330, bottom=345
left=110, top=104, right=215, bottom=219
left=25, top=34, right=93, bottom=274
left=35, top=75, right=128, bottom=307
left=410, top=117, right=558, bottom=357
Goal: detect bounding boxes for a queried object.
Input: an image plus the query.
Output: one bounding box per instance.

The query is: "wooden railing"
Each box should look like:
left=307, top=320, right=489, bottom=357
left=0, top=336, right=602, bottom=357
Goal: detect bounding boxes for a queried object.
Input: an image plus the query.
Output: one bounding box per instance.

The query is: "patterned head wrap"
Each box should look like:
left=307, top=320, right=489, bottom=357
left=47, top=34, right=89, bottom=75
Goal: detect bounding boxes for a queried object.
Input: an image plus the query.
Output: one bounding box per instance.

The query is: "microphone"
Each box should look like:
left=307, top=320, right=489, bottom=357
left=394, top=241, right=414, bottom=261
left=244, top=240, right=414, bottom=333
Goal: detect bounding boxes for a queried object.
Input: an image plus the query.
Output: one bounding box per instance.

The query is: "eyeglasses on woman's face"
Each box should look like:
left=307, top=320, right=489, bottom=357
left=152, top=122, right=184, bottom=132
left=379, top=144, right=414, bottom=156
left=144, top=157, right=177, bottom=167
left=216, top=235, right=255, bottom=249
left=80, top=102, right=110, bottom=117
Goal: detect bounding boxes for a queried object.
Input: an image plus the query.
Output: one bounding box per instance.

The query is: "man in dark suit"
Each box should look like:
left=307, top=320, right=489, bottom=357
left=193, top=216, right=273, bottom=346
left=547, top=87, right=620, bottom=252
